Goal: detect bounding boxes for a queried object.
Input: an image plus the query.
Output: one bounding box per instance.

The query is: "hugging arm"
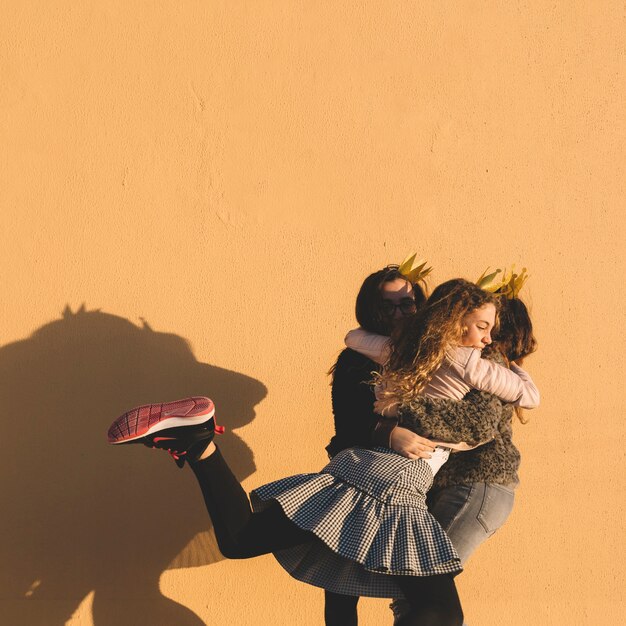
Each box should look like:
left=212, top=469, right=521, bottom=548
left=454, top=349, right=540, bottom=409
left=344, top=329, right=390, bottom=365
left=396, top=389, right=504, bottom=447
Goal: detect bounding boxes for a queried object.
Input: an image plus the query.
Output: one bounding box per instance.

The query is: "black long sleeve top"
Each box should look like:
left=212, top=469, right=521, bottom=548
left=325, top=348, right=380, bottom=458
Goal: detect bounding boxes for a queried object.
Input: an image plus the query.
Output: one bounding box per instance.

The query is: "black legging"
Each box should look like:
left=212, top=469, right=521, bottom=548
left=191, top=448, right=463, bottom=626
left=325, top=591, right=359, bottom=626
left=324, top=583, right=461, bottom=626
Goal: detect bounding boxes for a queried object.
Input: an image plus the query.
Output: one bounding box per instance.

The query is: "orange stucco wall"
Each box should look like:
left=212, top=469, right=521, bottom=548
left=1, top=2, right=624, bottom=625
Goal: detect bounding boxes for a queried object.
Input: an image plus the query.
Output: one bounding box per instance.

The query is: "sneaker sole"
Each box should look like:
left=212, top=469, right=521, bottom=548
left=108, top=396, right=215, bottom=445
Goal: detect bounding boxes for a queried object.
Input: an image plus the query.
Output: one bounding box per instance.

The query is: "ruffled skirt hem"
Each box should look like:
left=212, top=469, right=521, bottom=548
left=250, top=448, right=462, bottom=596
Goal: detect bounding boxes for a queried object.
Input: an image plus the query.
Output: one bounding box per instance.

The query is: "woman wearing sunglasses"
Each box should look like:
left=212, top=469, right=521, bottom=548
left=326, top=265, right=536, bottom=626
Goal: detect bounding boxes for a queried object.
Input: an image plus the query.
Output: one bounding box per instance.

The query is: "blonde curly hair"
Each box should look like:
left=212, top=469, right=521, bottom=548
left=376, top=278, right=500, bottom=403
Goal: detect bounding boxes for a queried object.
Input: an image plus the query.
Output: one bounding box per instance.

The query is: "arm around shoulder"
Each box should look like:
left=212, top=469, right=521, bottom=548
left=459, top=348, right=540, bottom=409
left=509, top=362, right=540, bottom=408
left=344, top=328, right=391, bottom=365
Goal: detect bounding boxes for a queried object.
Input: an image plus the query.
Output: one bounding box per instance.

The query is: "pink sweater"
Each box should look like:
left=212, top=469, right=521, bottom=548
left=344, top=329, right=540, bottom=409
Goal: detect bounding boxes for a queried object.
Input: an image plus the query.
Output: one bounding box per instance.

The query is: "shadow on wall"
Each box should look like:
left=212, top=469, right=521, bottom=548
left=0, top=307, right=267, bottom=626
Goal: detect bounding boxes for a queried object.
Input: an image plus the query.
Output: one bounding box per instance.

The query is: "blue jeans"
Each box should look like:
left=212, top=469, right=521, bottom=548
left=391, top=482, right=516, bottom=624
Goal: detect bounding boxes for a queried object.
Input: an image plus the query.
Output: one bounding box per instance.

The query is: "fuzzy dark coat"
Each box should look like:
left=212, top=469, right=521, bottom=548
left=398, top=391, right=520, bottom=489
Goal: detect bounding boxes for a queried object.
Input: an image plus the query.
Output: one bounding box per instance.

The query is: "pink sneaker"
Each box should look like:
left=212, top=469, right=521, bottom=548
left=107, top=396, right=224, bottom=467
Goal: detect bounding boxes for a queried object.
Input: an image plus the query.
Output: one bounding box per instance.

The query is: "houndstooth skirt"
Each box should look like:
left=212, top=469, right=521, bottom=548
left=250, top=447, right=462, bottom=598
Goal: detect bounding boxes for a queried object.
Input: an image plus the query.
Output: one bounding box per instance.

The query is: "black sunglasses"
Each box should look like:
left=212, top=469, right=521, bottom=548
left=381, top=298, right=417, bottom=316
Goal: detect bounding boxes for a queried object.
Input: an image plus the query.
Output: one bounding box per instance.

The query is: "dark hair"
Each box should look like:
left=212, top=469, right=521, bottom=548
left=493, top=297, right=537, bottom=363
left=487, top=296, right=537, bottom=424
left=355, top=266, right=427, bottom=335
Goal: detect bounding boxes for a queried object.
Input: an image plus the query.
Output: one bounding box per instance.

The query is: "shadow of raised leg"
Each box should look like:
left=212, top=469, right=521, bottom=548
left=0, top=308, right=267, bottom=626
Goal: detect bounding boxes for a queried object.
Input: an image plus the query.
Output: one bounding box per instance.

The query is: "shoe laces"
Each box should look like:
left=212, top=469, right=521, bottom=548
left=147, top=443, right=185, bottom=458
left=167, top=449, right=186, bottom=461
left=147, top=421, right=225, bottom=467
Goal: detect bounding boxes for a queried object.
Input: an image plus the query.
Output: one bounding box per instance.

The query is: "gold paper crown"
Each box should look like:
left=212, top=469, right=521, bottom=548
left=476, top=266, right=529, bottom=299
left=398, top=253, right=433, bottom=285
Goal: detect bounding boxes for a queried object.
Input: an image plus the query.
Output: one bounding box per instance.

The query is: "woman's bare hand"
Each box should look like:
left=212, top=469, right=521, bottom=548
left=390, top=426, right=436, bottom=460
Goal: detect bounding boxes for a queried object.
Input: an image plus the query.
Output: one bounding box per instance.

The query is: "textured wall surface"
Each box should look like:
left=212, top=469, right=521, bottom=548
left=1, top=2, right=624, bottom=625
